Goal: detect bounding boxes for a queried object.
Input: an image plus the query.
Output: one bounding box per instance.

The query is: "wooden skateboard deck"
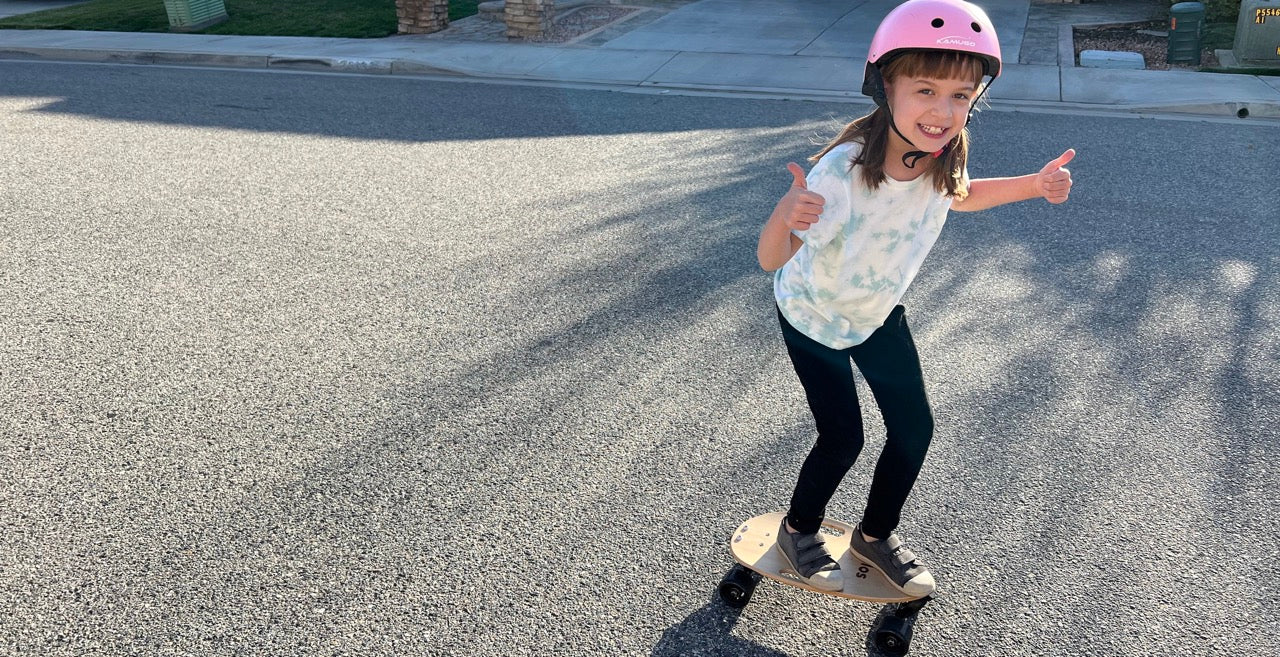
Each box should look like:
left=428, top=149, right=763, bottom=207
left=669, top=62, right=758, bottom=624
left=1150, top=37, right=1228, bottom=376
left=719, top=512, right=938, bottom=654
left=728, top=511, right=923, bottom=603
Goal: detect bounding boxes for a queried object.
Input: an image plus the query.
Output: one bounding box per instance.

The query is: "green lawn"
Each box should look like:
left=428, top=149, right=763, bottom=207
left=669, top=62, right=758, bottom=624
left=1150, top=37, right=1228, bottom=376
left=0, top=0, right=481, bottom=38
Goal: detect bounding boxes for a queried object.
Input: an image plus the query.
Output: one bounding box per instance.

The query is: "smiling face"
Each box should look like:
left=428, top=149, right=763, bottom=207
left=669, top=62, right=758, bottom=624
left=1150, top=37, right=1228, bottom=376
left=878, top=51, right=986, bottom=163
left=884, top=75, right=977, bottom=153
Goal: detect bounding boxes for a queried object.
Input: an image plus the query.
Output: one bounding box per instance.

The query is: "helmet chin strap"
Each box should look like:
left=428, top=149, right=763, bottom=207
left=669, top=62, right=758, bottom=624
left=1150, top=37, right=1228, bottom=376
left=883, top=79, right=994, bottom=169
left=886, top=112, right=943, bottom=169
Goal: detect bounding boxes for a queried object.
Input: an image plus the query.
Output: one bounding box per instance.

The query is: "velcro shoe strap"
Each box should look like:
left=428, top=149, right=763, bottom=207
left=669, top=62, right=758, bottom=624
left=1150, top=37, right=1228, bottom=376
left=884, top=535, right=920, bottom=567
left=794, top=534, right=837, bottom=576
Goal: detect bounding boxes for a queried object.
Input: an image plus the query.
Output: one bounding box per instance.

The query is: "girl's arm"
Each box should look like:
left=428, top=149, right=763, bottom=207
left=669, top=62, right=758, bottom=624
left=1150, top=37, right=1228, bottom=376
left=952, top=149, right=1075, bottom=213
left=758, top=216, right=804, bottom=272
left=758, top=163, right=826, bottom=271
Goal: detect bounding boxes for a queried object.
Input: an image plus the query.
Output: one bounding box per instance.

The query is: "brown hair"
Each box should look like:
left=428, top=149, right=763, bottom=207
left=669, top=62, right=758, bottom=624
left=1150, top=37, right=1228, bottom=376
left=811, top=51, right=987, bottom=200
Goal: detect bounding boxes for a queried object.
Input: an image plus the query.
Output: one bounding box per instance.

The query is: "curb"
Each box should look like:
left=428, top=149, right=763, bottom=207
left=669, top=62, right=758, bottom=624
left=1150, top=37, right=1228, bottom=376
left=0, top=47, right=414, bottom=74
left=268, top=56, right=393, bottom=74
left=2, top=46, right=1278, bottom=120
left=1127, top=100, right=1277, bottom=118
left=0, top=46, right=269, bottom=69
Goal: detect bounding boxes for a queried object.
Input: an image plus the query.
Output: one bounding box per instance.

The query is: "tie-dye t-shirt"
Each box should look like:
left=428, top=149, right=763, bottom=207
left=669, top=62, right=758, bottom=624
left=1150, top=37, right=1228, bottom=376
left=775, top=142, right=955, bottom=349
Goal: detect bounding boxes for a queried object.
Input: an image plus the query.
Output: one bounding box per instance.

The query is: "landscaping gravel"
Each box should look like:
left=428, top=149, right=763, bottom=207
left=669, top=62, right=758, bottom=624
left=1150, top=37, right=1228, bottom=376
left=1074, top=20, right=1220, bottom=70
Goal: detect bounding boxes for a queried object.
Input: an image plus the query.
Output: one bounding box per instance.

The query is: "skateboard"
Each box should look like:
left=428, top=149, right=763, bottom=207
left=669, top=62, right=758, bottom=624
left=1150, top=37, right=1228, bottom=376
left=717, top=512, right=936, bottom=656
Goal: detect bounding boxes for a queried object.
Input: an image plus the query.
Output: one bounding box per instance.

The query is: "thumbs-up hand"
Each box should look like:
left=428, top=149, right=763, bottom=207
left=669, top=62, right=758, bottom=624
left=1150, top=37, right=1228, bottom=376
left=1035, top=149, right=1075, bottom=204
left=779, top=162, right=826, bottom=231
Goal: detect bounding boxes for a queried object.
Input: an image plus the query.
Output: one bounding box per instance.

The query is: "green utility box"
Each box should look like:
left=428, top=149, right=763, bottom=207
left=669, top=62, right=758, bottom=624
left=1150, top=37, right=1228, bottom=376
left=1167, top=2, right=1205, bottom=64
left=163, top=0, right=229, bottom=32
left=1233, top=0, right=1280, bottom=65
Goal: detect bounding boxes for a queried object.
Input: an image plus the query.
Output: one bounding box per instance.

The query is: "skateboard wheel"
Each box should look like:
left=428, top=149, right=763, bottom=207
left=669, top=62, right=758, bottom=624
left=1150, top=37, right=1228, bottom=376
left=874, top=615, right=912, bottom=655
left=717, top=565, right=759, bottom=609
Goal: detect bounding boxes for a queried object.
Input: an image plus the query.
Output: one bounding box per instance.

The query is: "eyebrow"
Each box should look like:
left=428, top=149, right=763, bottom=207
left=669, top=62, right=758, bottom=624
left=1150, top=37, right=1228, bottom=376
left=912, top=78, right=978, bottom=92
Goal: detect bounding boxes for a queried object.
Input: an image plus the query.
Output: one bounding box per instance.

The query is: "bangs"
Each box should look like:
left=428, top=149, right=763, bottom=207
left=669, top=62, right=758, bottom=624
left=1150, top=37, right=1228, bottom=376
left=883, top=51, right=986, bottom=86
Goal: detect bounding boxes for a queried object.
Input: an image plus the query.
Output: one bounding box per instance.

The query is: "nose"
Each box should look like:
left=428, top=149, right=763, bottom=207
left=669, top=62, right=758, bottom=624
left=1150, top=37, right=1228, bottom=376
left=927, top=94, right=958, bottom=119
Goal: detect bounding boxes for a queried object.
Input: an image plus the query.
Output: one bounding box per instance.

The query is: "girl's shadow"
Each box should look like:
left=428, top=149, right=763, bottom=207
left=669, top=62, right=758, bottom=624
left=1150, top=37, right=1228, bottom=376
left=650, top=594, right=785, bottom=657
left=652, top=593, right=921, bottom=657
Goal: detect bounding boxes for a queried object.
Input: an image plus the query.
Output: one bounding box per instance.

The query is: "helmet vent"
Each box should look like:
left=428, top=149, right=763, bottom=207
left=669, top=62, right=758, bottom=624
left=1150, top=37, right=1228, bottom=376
left=931, top=18, right=944, bottom=28
left=971, top=22, right=982, bottom=32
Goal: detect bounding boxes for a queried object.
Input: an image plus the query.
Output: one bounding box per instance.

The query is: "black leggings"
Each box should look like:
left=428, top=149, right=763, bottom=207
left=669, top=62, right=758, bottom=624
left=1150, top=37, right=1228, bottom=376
left=778, top=305, right=934, bottom=539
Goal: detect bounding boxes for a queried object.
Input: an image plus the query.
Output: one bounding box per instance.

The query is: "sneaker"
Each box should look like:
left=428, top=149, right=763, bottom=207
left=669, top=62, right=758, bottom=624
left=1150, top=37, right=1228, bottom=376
left=847, top=523, right=936, bottom=597
left=775, top=518, right=844, bottom=592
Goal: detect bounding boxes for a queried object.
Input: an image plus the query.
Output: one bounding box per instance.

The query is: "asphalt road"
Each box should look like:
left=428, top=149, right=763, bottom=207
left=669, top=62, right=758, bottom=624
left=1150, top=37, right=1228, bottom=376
left=1, top=60, right=1277, bottom=657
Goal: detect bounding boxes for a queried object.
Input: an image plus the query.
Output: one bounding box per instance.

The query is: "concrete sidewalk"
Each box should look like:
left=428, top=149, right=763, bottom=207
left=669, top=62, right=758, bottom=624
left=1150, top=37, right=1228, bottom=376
left=0, top=0, right=1277, bottom=118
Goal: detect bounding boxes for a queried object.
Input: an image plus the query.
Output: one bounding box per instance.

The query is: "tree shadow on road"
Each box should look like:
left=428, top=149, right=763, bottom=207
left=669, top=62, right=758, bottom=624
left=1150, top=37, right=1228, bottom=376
left=5, top=68, right=1278, bottom=653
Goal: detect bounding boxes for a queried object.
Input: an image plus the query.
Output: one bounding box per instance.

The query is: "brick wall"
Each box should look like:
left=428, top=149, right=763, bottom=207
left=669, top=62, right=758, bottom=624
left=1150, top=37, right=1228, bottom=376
left=505, top=0, right=555, bottom=39
left=397, top=0, right=450, bottom=34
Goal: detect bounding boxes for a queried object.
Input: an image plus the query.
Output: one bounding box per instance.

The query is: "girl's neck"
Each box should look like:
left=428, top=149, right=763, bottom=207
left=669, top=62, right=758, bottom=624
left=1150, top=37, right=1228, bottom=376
left=885, top=143, right=926, bottom=181
left=883, top=136, right=927, bottom=182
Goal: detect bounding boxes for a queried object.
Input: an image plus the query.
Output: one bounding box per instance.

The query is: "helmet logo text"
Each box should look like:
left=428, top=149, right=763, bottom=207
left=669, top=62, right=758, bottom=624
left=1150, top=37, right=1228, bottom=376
left=936, top=36, right=978, bottom=47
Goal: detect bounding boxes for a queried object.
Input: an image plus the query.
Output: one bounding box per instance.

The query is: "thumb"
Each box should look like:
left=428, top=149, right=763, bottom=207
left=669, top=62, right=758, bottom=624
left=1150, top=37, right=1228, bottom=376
left=786, top=162, right=808, bottom=189
left=1042, top=148, right=1076, bottom=172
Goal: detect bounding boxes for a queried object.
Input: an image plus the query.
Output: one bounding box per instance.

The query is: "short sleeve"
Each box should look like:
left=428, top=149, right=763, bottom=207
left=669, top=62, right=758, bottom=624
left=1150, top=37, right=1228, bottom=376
left=792, top=145, right=854, bottom=249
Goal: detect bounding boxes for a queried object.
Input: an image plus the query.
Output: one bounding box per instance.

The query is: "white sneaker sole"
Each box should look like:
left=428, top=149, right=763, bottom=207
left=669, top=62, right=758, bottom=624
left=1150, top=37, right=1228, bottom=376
left=778, top=563, right=845, bottom=592
left=849, top=548, right=936, bottom=597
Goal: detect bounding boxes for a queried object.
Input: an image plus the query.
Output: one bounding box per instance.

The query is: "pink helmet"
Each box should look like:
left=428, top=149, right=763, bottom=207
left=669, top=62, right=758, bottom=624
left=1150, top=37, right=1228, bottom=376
left=862, top=0, right=1002, bottom=101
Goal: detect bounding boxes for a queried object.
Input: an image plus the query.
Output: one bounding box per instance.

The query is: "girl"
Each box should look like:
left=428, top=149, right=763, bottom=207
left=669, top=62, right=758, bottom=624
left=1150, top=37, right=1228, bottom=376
left=756, top=0, right=1074, bottom=595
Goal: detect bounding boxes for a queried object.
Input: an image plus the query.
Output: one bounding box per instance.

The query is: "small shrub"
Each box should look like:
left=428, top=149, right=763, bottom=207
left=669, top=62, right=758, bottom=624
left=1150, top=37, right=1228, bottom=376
left=1170, top=0, right=1239, bottom=24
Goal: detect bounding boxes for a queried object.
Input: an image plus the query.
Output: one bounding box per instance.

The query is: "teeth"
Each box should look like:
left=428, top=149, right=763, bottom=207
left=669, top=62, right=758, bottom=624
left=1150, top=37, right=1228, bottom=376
left=920, top=125, right=945, bottom=136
